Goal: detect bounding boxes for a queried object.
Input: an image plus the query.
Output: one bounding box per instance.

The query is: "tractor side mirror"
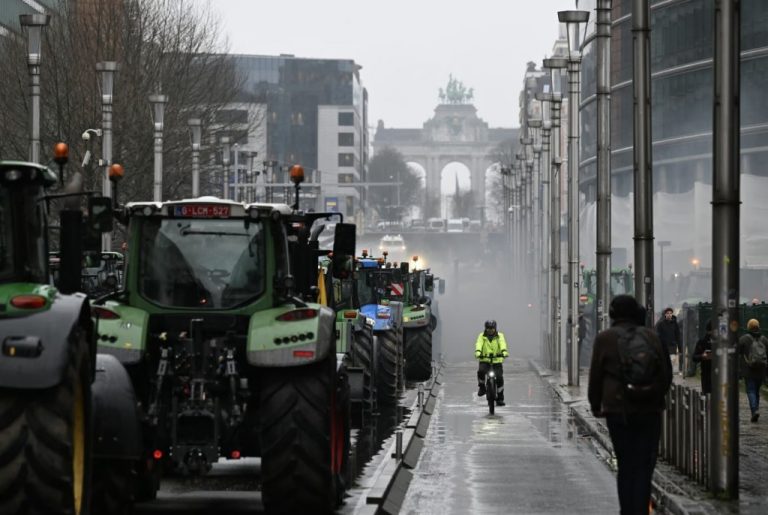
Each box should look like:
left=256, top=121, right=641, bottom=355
left=438, top=278, right=445, bottom=295
left=333, top=223, right=356, bottom=257
left=400, top=262, right=409, bottom=273
left=88, top=196, right=113, bottom=233
left=425, top=274, right=434, bottom=292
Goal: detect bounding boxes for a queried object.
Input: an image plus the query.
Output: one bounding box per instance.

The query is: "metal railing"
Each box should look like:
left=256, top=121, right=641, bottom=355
left=660, top=383, right=711, bottom=487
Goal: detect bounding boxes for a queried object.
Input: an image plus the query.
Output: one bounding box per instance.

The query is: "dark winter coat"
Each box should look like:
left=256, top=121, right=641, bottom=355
left=692, top=334, right=713, bottom=394
left=588, top=319, right=673, bottom=416
left=738, top=330, right=768, bottom=381
left=655, top=316, right=682, bottom=354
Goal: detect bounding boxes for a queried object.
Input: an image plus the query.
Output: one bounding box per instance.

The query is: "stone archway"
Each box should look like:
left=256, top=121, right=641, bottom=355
left=373, top=102, right=518, bottom=219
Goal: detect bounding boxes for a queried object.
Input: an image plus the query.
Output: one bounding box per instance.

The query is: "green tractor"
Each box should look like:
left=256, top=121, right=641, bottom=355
left=317, top=249, right=377, bottom=418
left=401, top=260, right=437, bottom=382
left=0, top=158, right=139, bottom=515
left=92, top=197, right=352, bottom=513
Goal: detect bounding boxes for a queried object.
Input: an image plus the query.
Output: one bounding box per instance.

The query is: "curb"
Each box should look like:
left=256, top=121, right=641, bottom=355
left=357, top=364, right=443, bottom=515
left=529, top=359, right=712, bottom=515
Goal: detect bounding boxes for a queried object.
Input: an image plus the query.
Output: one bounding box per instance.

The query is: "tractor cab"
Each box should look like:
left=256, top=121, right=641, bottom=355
left=0, top=162, right=57, bottom=287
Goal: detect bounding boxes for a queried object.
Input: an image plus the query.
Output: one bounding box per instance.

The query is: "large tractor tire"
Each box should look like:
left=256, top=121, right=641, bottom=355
left=91, top=460, right=135, bottom=515
left=404, top=327, right=433, bottom=382
left=0, top=331, right=92, bottom=515
left=375, top=330, right=400, bottom=406
left=351, top=328, right=375, bottom=413
left=259, top=353, right=350, bottom=514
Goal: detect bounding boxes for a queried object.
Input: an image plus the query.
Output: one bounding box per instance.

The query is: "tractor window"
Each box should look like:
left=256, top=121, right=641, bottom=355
left=0, top=189, right=13, bottom=280
left=139, top=218, right=265, bottom=309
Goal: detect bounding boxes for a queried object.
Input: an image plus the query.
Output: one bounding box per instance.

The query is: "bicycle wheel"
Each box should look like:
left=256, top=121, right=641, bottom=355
left=486, top=378, right=497, bottom=415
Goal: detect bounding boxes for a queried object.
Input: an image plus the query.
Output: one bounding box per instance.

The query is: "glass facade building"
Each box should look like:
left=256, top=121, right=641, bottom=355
left=577, top=0, right=768, bottom=287
left=232, top=55, right=366, bottom=174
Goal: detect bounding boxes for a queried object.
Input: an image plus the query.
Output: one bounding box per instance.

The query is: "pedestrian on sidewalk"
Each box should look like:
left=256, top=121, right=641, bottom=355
left=738, top=318, right=768, bottom=423
left=692, top=320, right=715, bottom=395
left=588, top=295, right=673, bottom=515
left=655, top=307, right=682, bottom=375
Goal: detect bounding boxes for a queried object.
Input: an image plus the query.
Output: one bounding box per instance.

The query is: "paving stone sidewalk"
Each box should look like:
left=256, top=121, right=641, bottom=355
left=532, top=362, right=768, bottom=514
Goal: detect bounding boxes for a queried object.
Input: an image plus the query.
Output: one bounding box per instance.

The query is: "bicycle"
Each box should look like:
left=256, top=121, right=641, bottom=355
left=480, top=353, right=499, bottom=415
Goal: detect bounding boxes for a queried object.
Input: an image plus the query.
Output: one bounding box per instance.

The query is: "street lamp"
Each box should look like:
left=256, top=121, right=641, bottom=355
left=220, top=137, right=231, bottom=200
left=558, top=8, right=589, bottom=386
left=188, top=118, right=202, bottom=197
left=19, top=13, right=50, bottom=163
left=96, top=61, right=119, bottom=250
left=543, top=57, right=567, bottom=372
left=658, top=240, right=671, bottom=309
left=149, top=93, right=168, bottom=202
left=248, top=151, right=259, bottom=202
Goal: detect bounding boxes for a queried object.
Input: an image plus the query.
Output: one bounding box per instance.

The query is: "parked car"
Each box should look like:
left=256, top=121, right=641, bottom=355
left=410, top=219, right=426, bottom=231
left=446, top=219, right=465, bottom=233
left=426, top=217, right=445, bottom=232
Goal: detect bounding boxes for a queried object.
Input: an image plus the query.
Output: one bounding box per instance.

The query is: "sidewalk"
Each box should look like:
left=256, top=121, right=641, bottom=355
left=531, top=362, right=768, bottom=515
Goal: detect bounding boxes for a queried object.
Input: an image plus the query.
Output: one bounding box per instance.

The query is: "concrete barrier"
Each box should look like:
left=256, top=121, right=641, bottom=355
left=359, top=363, right=443, bottom=514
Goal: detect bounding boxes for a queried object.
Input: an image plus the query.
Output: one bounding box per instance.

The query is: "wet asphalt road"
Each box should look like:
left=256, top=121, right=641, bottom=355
left=401, top=360, right=619, bottom=514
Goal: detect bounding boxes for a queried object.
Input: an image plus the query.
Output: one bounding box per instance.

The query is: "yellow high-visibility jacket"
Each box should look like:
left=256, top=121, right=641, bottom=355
left=474, top=332, right=509, bottom=364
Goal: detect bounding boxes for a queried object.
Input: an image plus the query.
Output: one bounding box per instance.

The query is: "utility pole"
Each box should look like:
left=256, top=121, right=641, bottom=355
left=632, top=0, right=654, bottom=326
left=96, top=61, right=118, bottom=250
left=544, top=57, right=568, bottom=372
left=559, top=9, right=590, bottom=386
left=596, top=0, right=614, bottom=333
left=188, top=118, right=202, bottom=197
left=149, top=93, right=168, bottom=203
left=710, top=0, right=740, bottom=499
left=19, top=14, right=50, bottom=164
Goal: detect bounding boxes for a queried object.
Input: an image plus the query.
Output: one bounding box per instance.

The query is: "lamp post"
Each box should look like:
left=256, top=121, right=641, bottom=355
left=558, top=8, right=590, bottom=386
left=263, top=160, right=277, bottom=202
left=149, top=93, right=168, bottom=202
left=19, top=14, right=50, bottom=164
left=543, top=57, right=567, bottom=372
left=596, top=0, right=614, bottom=334
left=220, top=137, right=231, bottom=199
left=233, top=143, right=240, bottom=201
left=188, top=118, right=202, bottom=197
left=249, top=151, right=259, bottom=202
left=657, top=240, right=671, bottom=309
left=711, top=0, right=740, bottom=497
left=537, top=94, right=555, bottom=368
left=96, top=61, right=119, bottom=250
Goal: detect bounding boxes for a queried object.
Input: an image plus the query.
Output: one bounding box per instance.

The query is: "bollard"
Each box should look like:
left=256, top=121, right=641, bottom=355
left=704, top=393, right=710, bottom=488
left=687, top=387, right=695, bottom=476
left=676, top=385, right=684, bottom=468
left=417, top=384, right=425, bottom=410
left=393, top=430, right=403, bottom=461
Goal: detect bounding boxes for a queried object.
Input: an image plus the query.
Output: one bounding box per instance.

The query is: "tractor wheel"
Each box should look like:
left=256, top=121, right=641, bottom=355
left=404, top=327, right=433, bottom=382
left=134, top=455, right=161, bottom=502
left=397, top=330, right=406, bottom=391
left=351, top=328, right=375, bottom=413
left=375, top=330, right=400, bottom=406
left=259, top=353, right=350, bottom=514
left=0, top=330, right=92, bottom=515
left=91, top=460, right=135, bottom=515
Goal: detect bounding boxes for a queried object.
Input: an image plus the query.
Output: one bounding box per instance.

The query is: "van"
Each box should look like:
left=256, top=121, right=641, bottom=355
left=426, top=218, right=445, bottom=232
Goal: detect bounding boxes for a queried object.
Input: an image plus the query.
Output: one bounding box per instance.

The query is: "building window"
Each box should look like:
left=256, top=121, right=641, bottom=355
left=338, top=112, right=354, bottom=126
left=346, top=196, right=355, bottom=217
left=291, top=112, right=304, bottom=126
left=338, top=153, right=354, bottom=167
left=215, top=109, right=249, bottom=124
left=338, top=173, right=355, bottom=183
left=338, top=133, right=354, bottom=146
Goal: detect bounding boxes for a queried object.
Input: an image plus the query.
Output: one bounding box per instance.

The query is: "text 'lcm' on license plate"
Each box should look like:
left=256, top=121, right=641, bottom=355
left=173, top=205, right=231, bottom=218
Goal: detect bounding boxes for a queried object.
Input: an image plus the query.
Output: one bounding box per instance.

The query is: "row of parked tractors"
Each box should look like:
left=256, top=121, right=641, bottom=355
left=0, top=152, right=442, bottom=514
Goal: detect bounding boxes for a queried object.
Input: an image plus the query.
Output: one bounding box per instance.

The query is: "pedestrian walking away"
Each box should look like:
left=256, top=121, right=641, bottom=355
left=475, top=320, right=509, bottom=406
left=655, top=307, right=683, bottom=374
left=692, top=320, right=715, bottom=395
left=739, top=318, right=768, bottom=422
left=588, top=295, right=673, bottom=515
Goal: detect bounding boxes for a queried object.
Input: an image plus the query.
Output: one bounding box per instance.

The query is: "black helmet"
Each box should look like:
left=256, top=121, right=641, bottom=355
left=484, top=320, right=497, bottom=330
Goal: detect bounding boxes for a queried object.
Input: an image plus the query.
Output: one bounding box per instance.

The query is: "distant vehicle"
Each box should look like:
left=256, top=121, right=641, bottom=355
left=426, top=218, right=445, bottom=232
left=377, top=220, right=403, bottom=232
left=446, top=219, right=464, bottom=233
left=410, top=219, right=426, bottom=231
left=379, top=234, right=407, bottom=260
left=468, top=220, right=482, bottom=232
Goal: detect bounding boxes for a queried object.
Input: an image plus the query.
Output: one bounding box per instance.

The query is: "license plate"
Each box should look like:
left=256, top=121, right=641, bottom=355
left=173, top=205, right=231, bottom=218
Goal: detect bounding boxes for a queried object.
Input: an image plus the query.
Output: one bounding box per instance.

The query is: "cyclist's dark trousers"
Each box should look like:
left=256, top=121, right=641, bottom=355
left=477, top=362, right=504, bottom=396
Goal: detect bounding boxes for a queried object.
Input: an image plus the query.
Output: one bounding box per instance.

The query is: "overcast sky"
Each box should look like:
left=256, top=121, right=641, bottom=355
left=198, top=0, right=575, bottom=129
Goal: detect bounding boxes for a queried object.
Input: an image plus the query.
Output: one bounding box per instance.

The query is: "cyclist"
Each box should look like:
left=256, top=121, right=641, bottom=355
left=475, top=320, right=509, bottom=406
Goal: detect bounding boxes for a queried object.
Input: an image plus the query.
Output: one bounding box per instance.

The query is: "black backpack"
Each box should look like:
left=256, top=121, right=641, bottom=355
left=616, top=326, right=663, bottom=402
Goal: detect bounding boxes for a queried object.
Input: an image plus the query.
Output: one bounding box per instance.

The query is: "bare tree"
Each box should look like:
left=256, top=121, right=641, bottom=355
left=486, top=138, right=517, bottom=223
left=0, top=0, right=255, bottom=202
left=368, top=147, right=423, bottom=220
